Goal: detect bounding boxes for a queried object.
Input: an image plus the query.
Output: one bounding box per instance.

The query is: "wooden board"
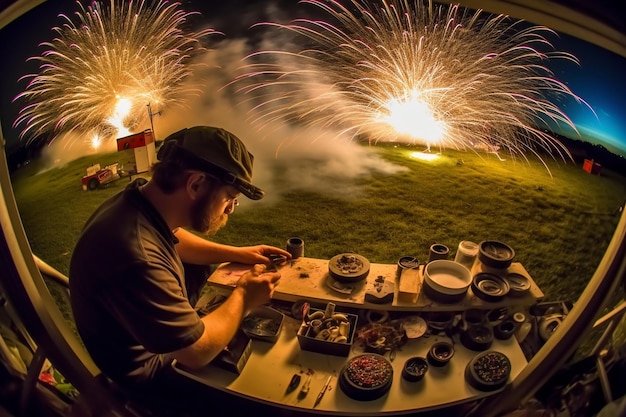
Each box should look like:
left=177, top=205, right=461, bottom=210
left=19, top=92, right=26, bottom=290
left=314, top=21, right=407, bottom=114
left=207, top=257, right=544, bottom=312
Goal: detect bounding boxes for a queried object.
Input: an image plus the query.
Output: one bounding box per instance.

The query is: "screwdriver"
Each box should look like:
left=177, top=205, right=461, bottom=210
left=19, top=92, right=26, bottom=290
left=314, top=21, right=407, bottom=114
left=298, top=375, right=311, bottom=400
left=313, top=375, right=332, bottom=408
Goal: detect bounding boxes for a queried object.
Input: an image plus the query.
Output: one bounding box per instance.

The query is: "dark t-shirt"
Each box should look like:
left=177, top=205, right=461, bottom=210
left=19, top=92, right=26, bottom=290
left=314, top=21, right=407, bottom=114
left=69, top=179, right=204, bottom=388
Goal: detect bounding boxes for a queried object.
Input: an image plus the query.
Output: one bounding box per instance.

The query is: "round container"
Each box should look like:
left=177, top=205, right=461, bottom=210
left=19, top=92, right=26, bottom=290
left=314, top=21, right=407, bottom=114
left=328, top=253, right=370, bottom=283
left=460, top=325, right=494, bottom=351
left=423, top=260, right=472, bottom=303
left=539, top=314, right=564, bottom=341
left=494, top=319, right=517, bottom=340
left=428, top=244, right=450, bottom=263
left=454, top=240, right=479, bottom=270
left=471, top=273, right=510, bottom=302
left=427, top=342, right=455, bottom=367
left=424, top=311, right=455, bottom=332
left=478, top=241, right=515, bottom=270
left=286, top=237, right=304, bottom=258
left=402, top=357, right=429, bottom=382
left=465, top=351, right=511, bottom=391
left=339, top=353, right=393, bottom=401
left=397, top=256, right=419, bottom=279
left=486, top=308, right=508, bottom=326
left=461, top=309, right=485, bottom=329
left=504, top=273, right=531, bottom=297
left=402, top=316, right=428, bottom=339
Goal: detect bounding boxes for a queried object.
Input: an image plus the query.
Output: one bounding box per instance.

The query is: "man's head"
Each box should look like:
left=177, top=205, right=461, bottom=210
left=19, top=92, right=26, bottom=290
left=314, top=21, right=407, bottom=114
left=151, top=126, right=263, bottom=234
left=154, top=126, right=264, bottom=200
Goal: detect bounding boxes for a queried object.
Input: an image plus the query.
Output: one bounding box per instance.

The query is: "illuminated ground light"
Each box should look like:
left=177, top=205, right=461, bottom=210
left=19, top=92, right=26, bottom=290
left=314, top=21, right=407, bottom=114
left=410, top=151, right=440, bottom=162
left=235, top=0, right=593, bottom=170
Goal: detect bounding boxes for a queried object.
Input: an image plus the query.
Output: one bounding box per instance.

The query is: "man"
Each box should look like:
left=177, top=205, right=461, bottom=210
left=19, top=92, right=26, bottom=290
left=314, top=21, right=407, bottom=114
left=69, top=126, right=291, bottom=415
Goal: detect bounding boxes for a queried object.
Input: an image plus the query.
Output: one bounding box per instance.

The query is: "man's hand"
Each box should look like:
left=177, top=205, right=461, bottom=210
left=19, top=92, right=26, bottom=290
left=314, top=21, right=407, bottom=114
left=236, top=264, right=281, bottom=310
left=235, top=245, right=292, bottom=265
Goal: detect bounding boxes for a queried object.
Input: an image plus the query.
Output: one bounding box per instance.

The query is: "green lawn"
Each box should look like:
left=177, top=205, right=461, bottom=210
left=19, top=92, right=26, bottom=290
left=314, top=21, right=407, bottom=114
left=10, top=142, right=625, bottom=307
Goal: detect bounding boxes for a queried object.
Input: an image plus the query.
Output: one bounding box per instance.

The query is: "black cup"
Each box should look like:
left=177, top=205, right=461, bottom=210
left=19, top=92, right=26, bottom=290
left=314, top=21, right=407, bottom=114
left=286, top=237, right=304, bottom=258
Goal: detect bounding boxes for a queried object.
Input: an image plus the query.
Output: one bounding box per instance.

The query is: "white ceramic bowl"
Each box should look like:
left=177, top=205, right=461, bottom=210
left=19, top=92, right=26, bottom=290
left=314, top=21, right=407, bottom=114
left=424, top=260, right=472, bottom=295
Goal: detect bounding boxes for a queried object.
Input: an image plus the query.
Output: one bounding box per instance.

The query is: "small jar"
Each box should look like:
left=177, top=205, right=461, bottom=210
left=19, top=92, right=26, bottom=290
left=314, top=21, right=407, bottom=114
left=454, top=240, right=479, bottom=270
left=428, top=244, right=449, bottom=263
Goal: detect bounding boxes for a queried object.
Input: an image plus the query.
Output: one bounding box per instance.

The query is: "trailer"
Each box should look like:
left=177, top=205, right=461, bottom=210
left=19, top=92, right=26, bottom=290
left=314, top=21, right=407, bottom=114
left=116, top=129, right=156, bottom=174
left=80, top=162, right=125, bottom=191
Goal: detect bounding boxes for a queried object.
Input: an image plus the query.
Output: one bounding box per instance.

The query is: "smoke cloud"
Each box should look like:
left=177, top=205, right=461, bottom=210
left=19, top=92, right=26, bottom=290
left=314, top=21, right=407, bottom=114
left=37, top=1, right=408, bottom=203
left=150, top=35, right=408, bottom=205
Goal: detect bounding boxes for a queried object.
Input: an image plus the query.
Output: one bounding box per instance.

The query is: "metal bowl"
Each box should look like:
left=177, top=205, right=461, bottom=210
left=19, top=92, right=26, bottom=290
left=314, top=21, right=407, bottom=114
left=478, top=241, right=515, bottom=269
left=328, top=253, right=370, bottom=283
left=471, top=273, right=510, bottom=302
left=504, top=272, right=531, bottom=296
left=423, top=260, right=472, bottom=295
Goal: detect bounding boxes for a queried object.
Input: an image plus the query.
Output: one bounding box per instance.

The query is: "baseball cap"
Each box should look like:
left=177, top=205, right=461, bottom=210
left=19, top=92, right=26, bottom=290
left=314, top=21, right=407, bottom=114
left=157, top=126, right=265, bottom=200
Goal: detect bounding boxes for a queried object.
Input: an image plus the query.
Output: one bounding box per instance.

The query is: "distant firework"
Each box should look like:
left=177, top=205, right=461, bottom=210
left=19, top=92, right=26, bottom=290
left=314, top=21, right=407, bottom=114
left=13, top=0, right=218, bottom=147
left=234, top=0, right=594, bottom=164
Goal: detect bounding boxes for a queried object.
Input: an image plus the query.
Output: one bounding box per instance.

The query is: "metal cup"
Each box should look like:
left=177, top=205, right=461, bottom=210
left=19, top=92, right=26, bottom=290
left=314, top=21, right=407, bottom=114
left=428, top=244, right=449, bottom=263
left=286, top=237, right=304, bottom=258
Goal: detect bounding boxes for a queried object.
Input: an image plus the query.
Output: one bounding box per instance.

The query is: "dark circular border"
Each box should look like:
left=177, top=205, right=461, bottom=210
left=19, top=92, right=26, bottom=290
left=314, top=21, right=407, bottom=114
left=329, top=253, right=371, bottom=283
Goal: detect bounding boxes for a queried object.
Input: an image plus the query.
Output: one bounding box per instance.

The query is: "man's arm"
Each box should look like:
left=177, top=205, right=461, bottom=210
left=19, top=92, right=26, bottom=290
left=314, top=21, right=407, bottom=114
left=174, top=228, right=292, bottom=265
left=171, top=264, right=280, bottom=368
left=174, top=228, right=241, bottom=264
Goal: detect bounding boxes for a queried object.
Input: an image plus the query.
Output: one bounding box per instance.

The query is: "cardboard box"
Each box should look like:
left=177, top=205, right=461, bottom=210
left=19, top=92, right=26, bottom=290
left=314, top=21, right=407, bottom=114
left=297, top=309, right=358, bottom=357
left=212, top=329, right=251, bottom=374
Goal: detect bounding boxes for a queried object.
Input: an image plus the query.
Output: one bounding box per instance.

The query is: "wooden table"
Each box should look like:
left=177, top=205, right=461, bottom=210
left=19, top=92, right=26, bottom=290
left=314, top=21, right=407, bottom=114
left=206, top=257, right=543, bottom=312
left=171, top=257, right=542, bottom=416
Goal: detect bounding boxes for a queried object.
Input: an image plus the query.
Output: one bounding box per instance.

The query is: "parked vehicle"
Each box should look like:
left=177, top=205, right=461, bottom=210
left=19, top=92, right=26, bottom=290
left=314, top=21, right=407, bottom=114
left=80, top=162, right=128, bottom=191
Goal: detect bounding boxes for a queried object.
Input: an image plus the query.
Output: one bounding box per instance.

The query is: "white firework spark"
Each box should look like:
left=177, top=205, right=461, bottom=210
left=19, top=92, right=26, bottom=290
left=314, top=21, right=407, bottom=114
left=233, top=0, right=594, bottom=164
left=13, top=0, right=219, bottom=146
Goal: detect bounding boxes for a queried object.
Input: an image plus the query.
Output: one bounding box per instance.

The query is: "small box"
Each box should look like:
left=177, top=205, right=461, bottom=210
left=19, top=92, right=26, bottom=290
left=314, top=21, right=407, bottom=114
left=398, top=267, right=421, bottom=304
left=212, top=329, right=251, bottom=374
left=241, top=305, right=285, bottom=343
left=297, top=309, right=358, bottom=357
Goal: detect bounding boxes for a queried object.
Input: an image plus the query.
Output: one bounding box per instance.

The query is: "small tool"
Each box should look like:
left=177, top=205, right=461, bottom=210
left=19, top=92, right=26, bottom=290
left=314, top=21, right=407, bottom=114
left=313, top=375, right=332, bottom=408
left=285, top=374, right=301, bottom=394
left=267, top=254, right=287, bottom=272
left=298, top=375, right=311, bottom=400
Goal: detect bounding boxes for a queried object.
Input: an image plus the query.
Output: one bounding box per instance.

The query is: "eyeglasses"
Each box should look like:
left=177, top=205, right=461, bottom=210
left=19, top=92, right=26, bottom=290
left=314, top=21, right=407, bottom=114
left=226, top=198, right=239, bottom=209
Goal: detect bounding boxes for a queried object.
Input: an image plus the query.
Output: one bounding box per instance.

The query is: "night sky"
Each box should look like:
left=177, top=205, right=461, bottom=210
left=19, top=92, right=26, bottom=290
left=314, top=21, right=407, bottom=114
left=1, top=0, right=625, bottom=157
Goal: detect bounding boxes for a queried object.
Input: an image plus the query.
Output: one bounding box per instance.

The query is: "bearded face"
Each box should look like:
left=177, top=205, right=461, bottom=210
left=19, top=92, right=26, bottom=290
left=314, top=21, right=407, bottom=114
left=190, top=186, right=228, bottom=235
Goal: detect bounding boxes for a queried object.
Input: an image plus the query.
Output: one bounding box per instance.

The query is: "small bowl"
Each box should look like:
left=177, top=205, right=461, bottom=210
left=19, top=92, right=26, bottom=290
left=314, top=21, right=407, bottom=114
left=494, top=319, right=517, bottom=340
left=402, top=357, right=429, bottom=382
left=339, top=354, right=394, bottom=400
left=504, top=273, right=531, bottom=297
left=328, top=253, right=370, bottom=283
left=423, top=311, right=455, bottom=332
left=465, top=351, right=511, bottom=391
left=398, top=256, right=420, bottom=269
left=460, top=325, right=494, bottom=351
left=241, top=306, right=284, bottom=343
left=397, top=256, right=420, bottom=279
left=478, top=241, right=515, bottom=269
left=423, top=260, right=471, bottom=303
left=471, top=273, right=510, bottom=302
left=427, top=342, right=455, bottom=367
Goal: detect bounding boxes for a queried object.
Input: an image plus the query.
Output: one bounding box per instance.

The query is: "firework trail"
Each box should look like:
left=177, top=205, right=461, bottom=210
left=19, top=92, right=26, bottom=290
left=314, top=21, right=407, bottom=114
left=13, top=0, right=218, bottom=147
left=233, top=0, right=595, bottom=164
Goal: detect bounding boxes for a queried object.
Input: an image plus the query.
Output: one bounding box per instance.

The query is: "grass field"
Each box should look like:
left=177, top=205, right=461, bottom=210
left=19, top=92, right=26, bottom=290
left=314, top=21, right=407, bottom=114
left=10, top=142, right=625, bottom=308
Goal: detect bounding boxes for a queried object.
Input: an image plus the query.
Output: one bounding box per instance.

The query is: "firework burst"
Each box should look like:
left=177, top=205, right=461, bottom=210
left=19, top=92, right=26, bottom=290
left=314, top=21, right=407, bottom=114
left=13, top=0, right=218, bottom=146
left=233, top=0, right=594, bottom=164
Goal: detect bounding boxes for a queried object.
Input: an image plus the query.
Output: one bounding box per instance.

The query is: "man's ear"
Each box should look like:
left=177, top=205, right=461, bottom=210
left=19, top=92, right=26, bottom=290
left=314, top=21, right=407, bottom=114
left=186, top=172, right=207, bottom=200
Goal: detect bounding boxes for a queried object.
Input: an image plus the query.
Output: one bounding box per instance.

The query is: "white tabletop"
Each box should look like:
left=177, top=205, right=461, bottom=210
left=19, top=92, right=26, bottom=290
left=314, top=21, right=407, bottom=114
left=173, top=314, right=528, bottom=416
